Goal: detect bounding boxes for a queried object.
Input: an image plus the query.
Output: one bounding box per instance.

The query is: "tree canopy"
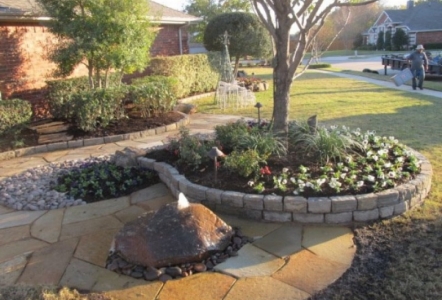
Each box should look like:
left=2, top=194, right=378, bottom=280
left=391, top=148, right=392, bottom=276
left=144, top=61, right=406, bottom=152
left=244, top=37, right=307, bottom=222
left=37, top=0, right=157, bottom=88
left=185, top=0, right=251, bottom=42
left=203, top=12, right=272, bottom=75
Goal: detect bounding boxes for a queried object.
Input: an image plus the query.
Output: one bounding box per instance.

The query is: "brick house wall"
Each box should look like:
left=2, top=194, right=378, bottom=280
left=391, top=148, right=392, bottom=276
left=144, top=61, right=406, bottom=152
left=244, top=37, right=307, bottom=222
left=416, top=31, right=442, bottom=45
left=0, top=22, right=189, bottom=117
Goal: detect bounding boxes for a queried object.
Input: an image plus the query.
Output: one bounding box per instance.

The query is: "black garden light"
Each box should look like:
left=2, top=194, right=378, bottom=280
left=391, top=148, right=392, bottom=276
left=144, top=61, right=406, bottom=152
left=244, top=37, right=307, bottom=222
left=207, top=147, right=226, bottom=182
left=254, top=102, right=263, bottom=125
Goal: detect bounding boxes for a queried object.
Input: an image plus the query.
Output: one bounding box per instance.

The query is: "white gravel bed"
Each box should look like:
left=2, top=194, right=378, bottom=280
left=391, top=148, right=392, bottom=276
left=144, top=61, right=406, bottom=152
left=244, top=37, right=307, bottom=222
left=0, top=156, right=112, bottom=211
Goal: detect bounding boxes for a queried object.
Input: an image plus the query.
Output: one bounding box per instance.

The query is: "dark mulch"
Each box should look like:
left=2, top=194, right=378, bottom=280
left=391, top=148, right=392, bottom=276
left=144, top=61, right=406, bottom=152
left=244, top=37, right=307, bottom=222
left=0, top=111, right=184, bottom=153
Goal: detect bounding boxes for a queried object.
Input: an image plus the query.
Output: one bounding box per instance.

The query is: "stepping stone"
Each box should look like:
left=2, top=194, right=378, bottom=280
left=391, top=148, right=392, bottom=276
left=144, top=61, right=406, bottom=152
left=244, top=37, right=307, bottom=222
left=0, top=254, right=30, bottom=285
left=302, top=226, right=356, bottom=266
left=158, top=273, right=235, bottom=300
left=136, top=195, right=176, bottom=211
left=60, top=258, right=114, bottom=291
left=97, top=277, right=163, bottom=298
left=130, top=183, right=171, bottom=204
left=75, top=228, right=120, bottom=267
left=252, top=224, right=302, bottom=258
left=114, top=205, right=147, bottom=224
left=17, top=238, right=79, bottom=285
left=0, top=225, right=30, bottom=246
left=31, top=209, right=64, bottom=243
left=0, top=210, right=46, bottom=230
left=59, top=215, right=123, bottom=240
left=272, top=250, right=349, bottom=295
left=0, top=238, right=48, bottom=263
left=215, top=243, right=285, bottom=278
left=63, top=196, right=130, bottom=225
left=217, top=213, right=282, bottom=240
left=225, top=277, right=310, bottom=300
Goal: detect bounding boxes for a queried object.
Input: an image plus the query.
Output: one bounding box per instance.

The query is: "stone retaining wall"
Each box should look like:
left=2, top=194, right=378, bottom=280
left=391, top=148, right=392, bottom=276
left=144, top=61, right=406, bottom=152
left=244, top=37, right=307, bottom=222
left=137, top=149, right=432, bottom=224
left=0, top=112, right=190, bottom=162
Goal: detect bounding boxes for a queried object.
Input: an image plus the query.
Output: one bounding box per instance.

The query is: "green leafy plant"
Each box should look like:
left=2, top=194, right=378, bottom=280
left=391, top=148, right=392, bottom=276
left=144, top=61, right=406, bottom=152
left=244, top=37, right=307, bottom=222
left=223, top=149, right=267, bottom=178
left=214, top=120, right=250, bottom=152
left=0, top=99, right=33, bottom=135
left=129, top=76, right=178, bottom=117
left=168, top=127, right=214, bottom=171
left=55, top=160, right=159, bottom=202
left=71, top=87, right=127, bottom=132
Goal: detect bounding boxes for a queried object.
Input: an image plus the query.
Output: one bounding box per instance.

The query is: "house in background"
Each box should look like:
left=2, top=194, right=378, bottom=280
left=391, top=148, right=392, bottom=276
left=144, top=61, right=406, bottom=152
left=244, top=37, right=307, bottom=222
left=363, top=0, right=442, bottom=49
left=0, top=0, right=199, bottom=110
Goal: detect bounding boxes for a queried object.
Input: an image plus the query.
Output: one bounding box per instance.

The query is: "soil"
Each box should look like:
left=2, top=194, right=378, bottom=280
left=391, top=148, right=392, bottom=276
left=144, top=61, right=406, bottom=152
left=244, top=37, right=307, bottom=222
left=145, top=147, right=416, bottom=199
left=0, top=111, right=184, bottom=153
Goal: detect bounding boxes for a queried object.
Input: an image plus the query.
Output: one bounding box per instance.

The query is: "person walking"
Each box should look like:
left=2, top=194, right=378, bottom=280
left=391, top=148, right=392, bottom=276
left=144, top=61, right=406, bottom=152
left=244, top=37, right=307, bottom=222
left=407, top=44, right=428, bottom=90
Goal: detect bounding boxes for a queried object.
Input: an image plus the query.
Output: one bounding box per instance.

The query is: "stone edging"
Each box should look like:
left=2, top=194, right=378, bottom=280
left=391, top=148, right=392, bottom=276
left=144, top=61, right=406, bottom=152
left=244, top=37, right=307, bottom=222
left=0, top=111, right=190, bottom=162
left=137, top=149, right=432, bottom=224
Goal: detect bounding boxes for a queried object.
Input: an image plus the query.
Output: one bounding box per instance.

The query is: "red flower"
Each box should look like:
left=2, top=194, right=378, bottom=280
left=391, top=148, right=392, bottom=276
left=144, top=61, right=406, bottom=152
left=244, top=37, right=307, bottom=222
left=174, top=149, right=179, bottom=156
left=260, top=166, right=271, bottom=175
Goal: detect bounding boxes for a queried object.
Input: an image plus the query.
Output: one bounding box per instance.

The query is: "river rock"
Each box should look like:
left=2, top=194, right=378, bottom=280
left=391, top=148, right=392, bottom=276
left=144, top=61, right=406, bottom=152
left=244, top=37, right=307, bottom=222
left=111, top=147, right=148, bottom=168
left=112, top=193, right=234, bottom=268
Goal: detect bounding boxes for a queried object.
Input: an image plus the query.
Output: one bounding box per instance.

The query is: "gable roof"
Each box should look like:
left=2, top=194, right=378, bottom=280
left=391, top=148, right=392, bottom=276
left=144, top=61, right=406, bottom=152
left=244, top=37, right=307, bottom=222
left=383, top=1, right=442, bottom=31
left=0, top=0, right=200, bottom=24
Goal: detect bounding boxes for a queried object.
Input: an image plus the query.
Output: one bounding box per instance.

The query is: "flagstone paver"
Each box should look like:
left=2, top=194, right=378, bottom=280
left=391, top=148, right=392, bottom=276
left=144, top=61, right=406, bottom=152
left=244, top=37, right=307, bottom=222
left=63, top=197, right=130, bottom=225
left=0, top=210, right=46, bottom=230
left=130, top=183, right=171, bottom=204
left=31, top=209, right=64, bottom=243
left=100, top=280, right=163, bottom=300
left=225, top=276, right=311, bottom=300
left=0, top=238, right=49, bottom=263
left=157, top=273, right=236, bottom=300
left=214, top=243, right=285, bottom=278
left=302, top=226, right=356, bottom=266
left=135, top=195, right=176, bottom=211
left=0, top=254, right=30, bottom=285
left=272, top=250, right=349, bottom=295
left=0, top=225, right=30, bottom=246
left=60, top=258, right=115, bottom=291
left=217, top=213, right=282, bottom=239
left=252, top=224, right=303, bottom=258
left=37, top=150, right=70, bottom=162
left=59, top=215, right=123, bottom=240
left=113, top=205, right=148, bottom=224
left=74, top=228, right=120, bottom=267
left=0, top=206, right=14, bottom=215
left=17, top=237, right=79, bottom=285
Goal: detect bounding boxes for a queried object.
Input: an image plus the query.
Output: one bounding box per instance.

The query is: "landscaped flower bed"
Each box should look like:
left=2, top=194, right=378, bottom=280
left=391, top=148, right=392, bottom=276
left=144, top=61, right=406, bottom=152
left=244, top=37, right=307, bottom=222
left=142, top=119, right=432, bottom=224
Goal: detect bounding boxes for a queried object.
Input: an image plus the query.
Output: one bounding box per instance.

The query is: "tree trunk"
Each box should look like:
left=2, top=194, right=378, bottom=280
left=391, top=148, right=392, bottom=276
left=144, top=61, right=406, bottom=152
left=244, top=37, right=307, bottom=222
left=272, top=26, right=292, bottom=135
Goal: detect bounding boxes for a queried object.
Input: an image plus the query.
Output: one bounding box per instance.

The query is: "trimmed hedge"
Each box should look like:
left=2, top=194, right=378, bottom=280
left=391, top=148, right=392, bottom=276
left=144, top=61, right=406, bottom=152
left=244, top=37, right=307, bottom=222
left=0, top=99, right=33, bottom=135
left=130, top=76, right=178, bottom=117
left=46, top=74, right=122, bottom=121
left=72, top=87, right=127, bottom=132
left=308, top=63, right=332, bottom=69
left=148, top=52, right=222, bottom=98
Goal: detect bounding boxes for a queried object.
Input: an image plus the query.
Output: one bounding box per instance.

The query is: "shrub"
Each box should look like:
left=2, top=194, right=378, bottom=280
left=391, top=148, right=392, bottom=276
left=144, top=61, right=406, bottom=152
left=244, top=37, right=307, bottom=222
left=46, top=74, right=122, bottom=121
left=55, top=160, right=159, bottom=202
left=168, top=127, right=214, bottom=170
left=214, top=120, right=250, bottom=152
left=130, top=76, right=178, bottom=117
left=223, top=149, right=266, bottom=178
left=71, top=87, right=127, bottom=132
left=308, top=63, right=331, bottom=69
left=148, top=53, right=222, bottom=98
left=0, top=99, right=33, bottom=135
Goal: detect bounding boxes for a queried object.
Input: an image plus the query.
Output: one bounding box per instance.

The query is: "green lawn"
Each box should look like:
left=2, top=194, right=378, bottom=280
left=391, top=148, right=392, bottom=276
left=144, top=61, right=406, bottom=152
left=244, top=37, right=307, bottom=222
left=193, top=67, right=442, bottom=299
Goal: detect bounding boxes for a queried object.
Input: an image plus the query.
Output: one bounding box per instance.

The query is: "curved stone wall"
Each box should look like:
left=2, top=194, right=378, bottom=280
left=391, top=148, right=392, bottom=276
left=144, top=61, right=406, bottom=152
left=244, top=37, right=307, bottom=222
left=137, top=148, right=432, bottom=224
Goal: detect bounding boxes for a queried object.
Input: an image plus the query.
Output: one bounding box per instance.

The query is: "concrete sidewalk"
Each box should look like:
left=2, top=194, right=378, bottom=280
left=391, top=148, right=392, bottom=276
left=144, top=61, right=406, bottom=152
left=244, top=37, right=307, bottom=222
left=0, top=114, right=355, bottom=300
